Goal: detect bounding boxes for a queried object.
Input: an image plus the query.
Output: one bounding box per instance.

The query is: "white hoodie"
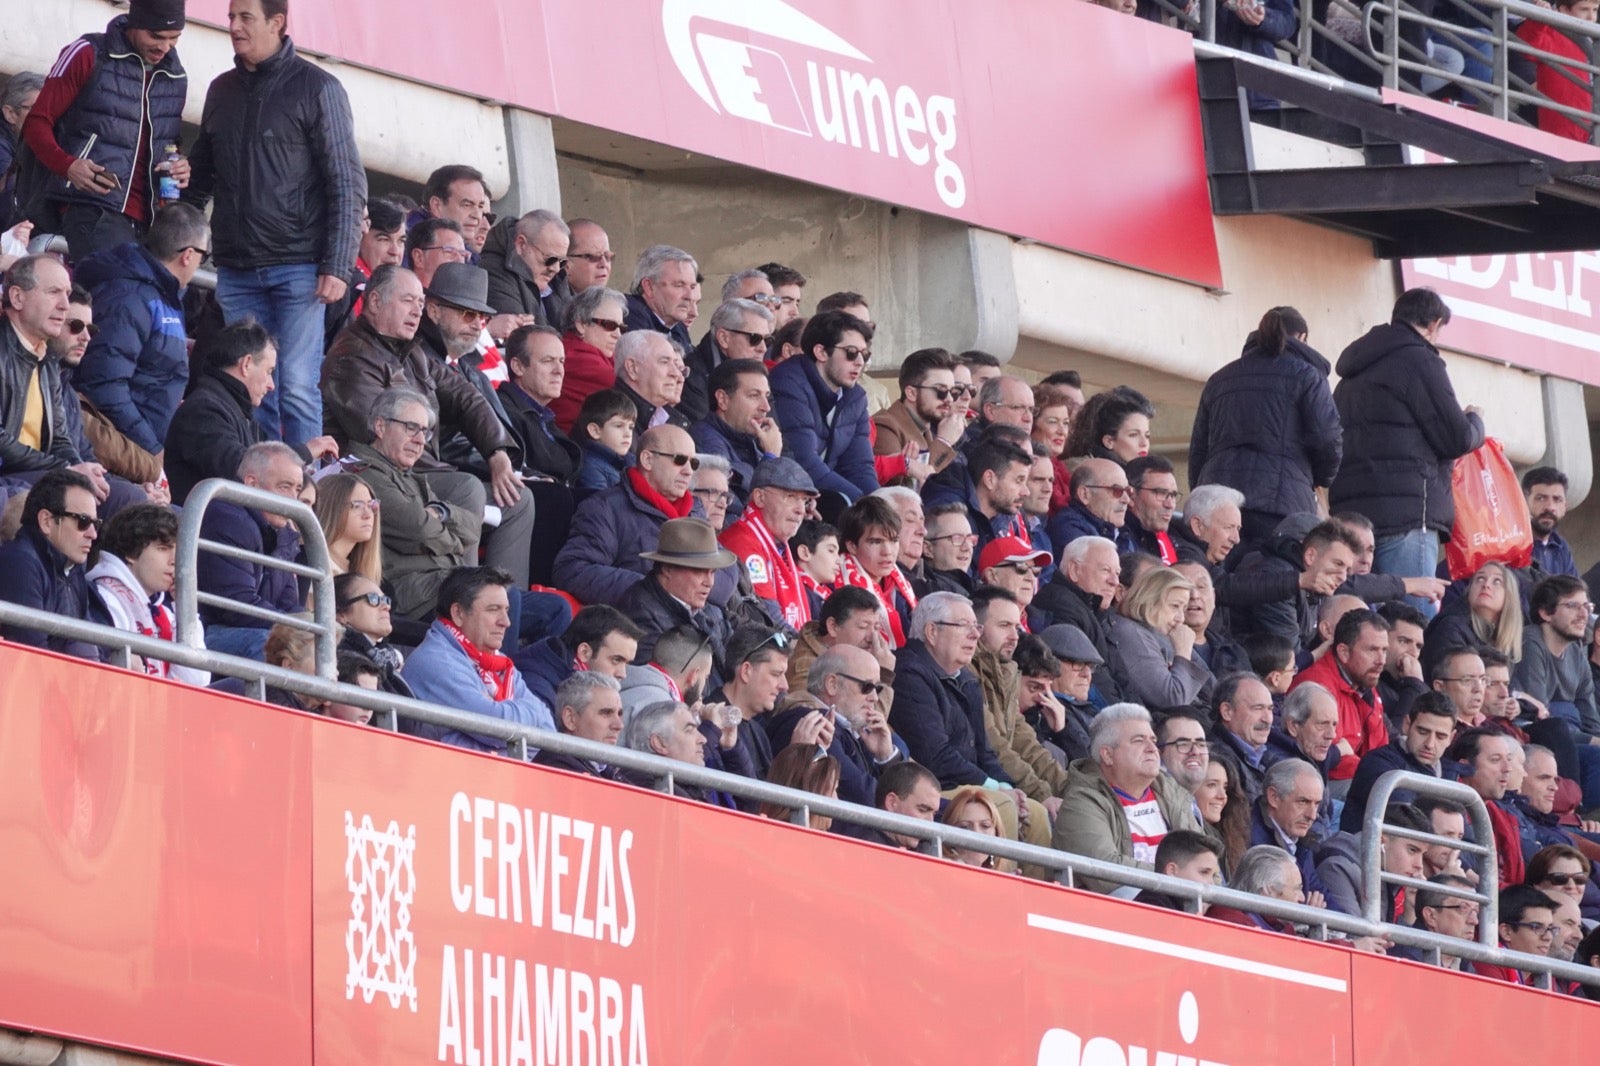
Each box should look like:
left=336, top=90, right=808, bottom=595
left=86, top=552, right=211, bottom=688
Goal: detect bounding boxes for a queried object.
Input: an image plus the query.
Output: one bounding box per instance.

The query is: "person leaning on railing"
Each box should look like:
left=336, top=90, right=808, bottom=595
left=1515, top=0, right=1600, bottom=145
left=86, top=501, right=208, bottom=686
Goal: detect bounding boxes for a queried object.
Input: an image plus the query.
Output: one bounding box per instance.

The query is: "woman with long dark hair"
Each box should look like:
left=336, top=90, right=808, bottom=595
left=1189, top=306, right=1343, bottom=545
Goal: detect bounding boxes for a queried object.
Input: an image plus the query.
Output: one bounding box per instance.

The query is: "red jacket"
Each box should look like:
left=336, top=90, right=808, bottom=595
left=1290, top=654, right=1388, bottom=780
left=553, top=333, right=619, bottom=434
left=1516, top=20, right=1594, bottom=143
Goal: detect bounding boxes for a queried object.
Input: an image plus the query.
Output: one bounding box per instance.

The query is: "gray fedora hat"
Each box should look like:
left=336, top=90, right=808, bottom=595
left=424, top=261, right=496, bottom=315
left=639, top=518, right=737, bottom=569
left=1039, top=624, right=1105, bottom=666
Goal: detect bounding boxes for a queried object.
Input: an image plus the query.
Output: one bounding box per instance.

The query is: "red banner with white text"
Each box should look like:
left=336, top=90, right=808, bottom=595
left=184, top=0, right=1223, bottom=288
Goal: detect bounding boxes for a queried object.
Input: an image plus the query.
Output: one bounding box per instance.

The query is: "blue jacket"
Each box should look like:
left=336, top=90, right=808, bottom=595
left=623, top=293, right=692, bottom=357
left=1249, top=797, right=1328, bottom=899
left=0, top=526, right=108, bottom=661
left=401, top=620, right=554, bottom=753
left=196, top=501, right=303, bottom=629
left=1189, top=336, right=1342, bottom=523
left=39, top=17, right=187, bottom=218
left=1340, top=736, right=1439, bottom=833
left=921, top=460, right=1025, bottom=567
left=690, top=413, right=770, bottom=504
left=553, top=475, right=714, bottom=607
left=769, top=354, right=876, bottom=501
left=1215, top=0, right=1298, bottom=109
left=1046, top=499, right=1137, bottom=560
left=512, top=633, right=572, bottom=709
left=574, top=441, right=627, bottom=498
left=888, top=639, right=1010, bottom=789
left=75, top=242, right=189, bottom=454
left=1532, top=530, right=1578, bottom=578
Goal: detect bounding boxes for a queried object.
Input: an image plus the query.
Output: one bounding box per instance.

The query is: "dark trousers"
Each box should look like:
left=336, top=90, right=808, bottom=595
left=59, top=203, right=142, bottom=262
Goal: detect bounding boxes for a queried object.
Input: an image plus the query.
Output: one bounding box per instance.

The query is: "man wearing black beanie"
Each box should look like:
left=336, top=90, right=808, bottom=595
left=18, top=0, right=189, bottom=259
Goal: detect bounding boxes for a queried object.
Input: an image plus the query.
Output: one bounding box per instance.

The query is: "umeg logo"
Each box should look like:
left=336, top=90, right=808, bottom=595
left=1038, top=990, right=1230, bottom=1066
left=344, top=810, right=419, bottom=1012
left=661, top=0, right=968, bottom=208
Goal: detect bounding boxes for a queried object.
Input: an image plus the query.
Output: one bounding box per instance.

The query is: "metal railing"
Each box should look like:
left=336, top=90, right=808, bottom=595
left=1150, top=0, right=1600, bottom=141
left=1360, top=771, right=1500, bottom=952
left=174, top=479, right=339, bottom=680
left=0, top=600, right=1595, bottom=989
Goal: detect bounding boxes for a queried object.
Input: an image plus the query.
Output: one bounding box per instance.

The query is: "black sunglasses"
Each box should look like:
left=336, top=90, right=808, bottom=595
left=181, top=245, right=212, bottom=264
left=836, top=672, right=885, bottom=696
left=66, top=318, right=100, bottom=338
left=339, top=591, right=392, bottom=610
left=648, top=449, right=701, bottom=471
left=914, top=384, right=953, bottom=400
left=53, top=509, right=101, bottom=533
left=729, top=329, right=771, bottom=348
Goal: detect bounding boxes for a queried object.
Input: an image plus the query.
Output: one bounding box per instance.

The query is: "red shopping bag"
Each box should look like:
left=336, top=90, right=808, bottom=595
left=1444, top=438, right=1533, bottom=580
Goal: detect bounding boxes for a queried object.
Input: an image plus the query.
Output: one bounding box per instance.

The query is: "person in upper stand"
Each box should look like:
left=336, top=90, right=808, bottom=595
left=690, top=357, right=784, bottom=505
left=720, top=457, right=818, bottom=630
left=1524, top=466, right=1579, bottom=579
left=769, top=309, right=878, bottom=504
left=1047, top=456, right=1137, bottom=558
left=1062, top=386, right=1153, bottom=469
left=1340, top=690, right=1456, bottom=833
left=1123, top=455, right=1182, bottom=565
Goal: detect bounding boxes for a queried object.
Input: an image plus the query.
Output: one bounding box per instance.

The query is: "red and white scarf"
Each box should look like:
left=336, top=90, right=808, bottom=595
left=729, top=509, right=810, bottom=628
left=836, top=553, right=918, bottom=647
left=439, top=618, right=516, bottom=701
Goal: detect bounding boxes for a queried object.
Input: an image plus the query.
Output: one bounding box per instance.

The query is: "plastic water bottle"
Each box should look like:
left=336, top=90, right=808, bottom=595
left=157, top=144, right=181, bottom=205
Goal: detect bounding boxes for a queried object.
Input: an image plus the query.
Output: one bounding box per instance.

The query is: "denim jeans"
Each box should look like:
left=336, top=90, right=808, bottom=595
left=216, top=262, right=325, bottom=446
left=1374, top=528, right=1442, bottom=619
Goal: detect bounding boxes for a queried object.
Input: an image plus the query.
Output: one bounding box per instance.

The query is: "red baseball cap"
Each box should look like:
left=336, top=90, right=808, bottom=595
left=977, top=536, right=1052, bottom=574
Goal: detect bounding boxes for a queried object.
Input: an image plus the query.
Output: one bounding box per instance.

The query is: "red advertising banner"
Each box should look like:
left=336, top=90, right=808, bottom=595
left=2, top=643, right=1596, bottom=1066
left=184, top=0, right=1223, bottom=287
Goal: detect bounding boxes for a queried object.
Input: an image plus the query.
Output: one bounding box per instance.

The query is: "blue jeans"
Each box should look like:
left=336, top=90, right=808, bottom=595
left=216, top=262, right=325, bottom=447
left=205, top=624, right=270, bottom=661
left=1374, top=528, right=1442, bottom=619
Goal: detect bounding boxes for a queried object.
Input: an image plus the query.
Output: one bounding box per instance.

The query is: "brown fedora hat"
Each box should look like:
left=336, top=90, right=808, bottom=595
left=639, top=518, right=736, bottom=569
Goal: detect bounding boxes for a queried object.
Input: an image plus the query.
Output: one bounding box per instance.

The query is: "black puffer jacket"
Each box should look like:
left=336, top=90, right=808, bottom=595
left=185, top=37, right=365, bottom=277
left=1189, top=334, right=1342, bottom=521
left=1328, top=322, right=1483, bottom=537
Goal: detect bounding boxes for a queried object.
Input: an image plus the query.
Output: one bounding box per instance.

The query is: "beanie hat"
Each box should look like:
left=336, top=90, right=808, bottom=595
left=127, top=0, right=187, bottom=32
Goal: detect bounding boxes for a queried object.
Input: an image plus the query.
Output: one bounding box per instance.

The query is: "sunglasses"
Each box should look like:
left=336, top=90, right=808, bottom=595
left=648, top=449, right=701, bottom=471
left=831, top=344, right=872, bottom=364
left=529, top=246, right=568, bottom=270
left=1543, top=872, right=1590, bottom=887
left=66, top=318, right=100, bottom=337
left=181, top=245, right=212, bottom=264
left=587, top=317, right=624, bottom=333
left=1082, top=483, right=1133, bottom=499
left=571, top=251, right=616, bottom=265
left=53, top=509, right=101, bottom=533
left=729, top=329, right=772, bottom=349
left=339, top=591, right=392, bottom=609
left=914, top=384, right=954, bottom=401
left=836, top=672, right=885, bottom=696
left=949, top=384, right=975, bottom=399
left=754, top=630, right=790, bottom=657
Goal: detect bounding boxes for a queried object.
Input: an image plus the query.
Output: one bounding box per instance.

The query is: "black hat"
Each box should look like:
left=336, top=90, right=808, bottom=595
left=424, top=262, right=496, bottom=316
left=128, top=0, right=187, bottom=32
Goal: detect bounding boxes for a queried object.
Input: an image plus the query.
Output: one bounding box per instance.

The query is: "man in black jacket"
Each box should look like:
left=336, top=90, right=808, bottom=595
left=185, top=0, right=366, bottom=449
left=164, top=319, right=336, bottom=504
left=618, top=518, right=735, bottom=685
left=1327, top=288, right=1484, bottom=614
left=1032, top=536, right=1122, bottom=701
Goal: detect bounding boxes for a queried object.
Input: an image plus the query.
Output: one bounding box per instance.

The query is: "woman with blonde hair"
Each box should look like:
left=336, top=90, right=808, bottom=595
left=1105, top=565, right=1214, bottom=714
left=261, top=617, right=344, bottom=713
left=759, top=743, right=842, bottom=831
left=313, top=473, right=383, bottom=583
left=1421, top=560, right=1523, bottom=679
left=941, top=786, right=1016, bottom=873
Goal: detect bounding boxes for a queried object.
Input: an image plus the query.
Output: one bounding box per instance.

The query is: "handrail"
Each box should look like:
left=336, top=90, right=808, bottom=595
left=174, top=478, right=338, bottom=680
left=1, top=600, right=1596, bottom=989
left=1360, top=770, right=1501, bottom=951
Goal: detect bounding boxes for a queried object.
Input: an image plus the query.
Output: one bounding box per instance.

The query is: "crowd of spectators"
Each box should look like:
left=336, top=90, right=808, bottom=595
left=1, top=0, right=1598, bottom=990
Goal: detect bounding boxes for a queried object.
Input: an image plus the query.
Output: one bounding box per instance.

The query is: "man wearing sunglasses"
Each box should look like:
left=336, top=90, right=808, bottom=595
left=0, top=466, right=108, bottom=660
left=769, top=643, right=904, bottom=807
left=481, top=209, right=572, bottom=331
left=873, top=346, right=965, bottom=479
left=49, top=285, right=158, bottom=489
left=74, top=202, right=209, bottom=481
left=770, top=309, right=879, bottom=503
left=680, top=297, right=775, bottom=425
left=1046, top=456, right=1137, bottom=560
left=418, top=262, right=523, bottom=471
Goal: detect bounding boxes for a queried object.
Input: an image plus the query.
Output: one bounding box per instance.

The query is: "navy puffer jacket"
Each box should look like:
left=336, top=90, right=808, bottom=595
left=1189, top=334, right=1342, bottom=521
left=1328, top=323, right=1484, bottom=538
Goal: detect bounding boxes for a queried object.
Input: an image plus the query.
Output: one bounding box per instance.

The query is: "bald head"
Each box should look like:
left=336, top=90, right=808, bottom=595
left=1318, top=593, right=1366, bottom=645
left=637, top=424, right=696, bottom=500
left=1074, top=457, right=1129, bottom=527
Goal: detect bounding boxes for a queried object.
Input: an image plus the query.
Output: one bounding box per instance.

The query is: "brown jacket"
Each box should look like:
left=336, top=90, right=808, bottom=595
left=872, top=400, right=956, bottom=473
left=321, top=317, right=516, bottom=473
left=80, top=397, right=161, bottom=484
left=971, top=647, right=1070, bottom=802
left=785, top=620, right=896, bottom=714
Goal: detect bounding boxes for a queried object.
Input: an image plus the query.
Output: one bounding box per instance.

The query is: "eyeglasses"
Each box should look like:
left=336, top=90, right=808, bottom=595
left=830, top=344, right=872, bottom=364
left=1158, top=738, right=1210, bottom=755
left=1433, top=902, right=1480, bottom=916
left=750, top=293, right=782, bottom=309
left=933, top=620, right=982, bottom=633
left=836, top=672, right=885, bottom=696
left=181, top=245, right=212, bottom=264
left=1542, top=872, right=1590, bottom=887
left=927, top=531, right=979, bottom=546
left=571, top=251, right=616, bottom=265
left=587, top=317, right=624, bottom=333
left=383, top=417, right=435, bottom=442
left=1507, top=921, right=1559, bottom=938
left=992, top=561, right=1037, bottom=577
left=444, top=304, right=490, bottom=325
left=1557, top=599, right=1595, bottom=612
left=338, top=591, right=392, bottom=610
left=66, top=318, right=100, bottom=338
left=692, top=488, right=733, bottom=506
left=648, top=450, right=701, bottom=471
left=914, top=384, right=954, bottom=401
left=1082, top=484, right=1133, bottom=499
left=52, top=509, right=101, bottom=533
left=729, top=329, right=772, bottom=349
left=417, top=244, right=470, bottom=261
left=1436, top=675, right=1487, bottom=688
left=1138, top=487, right=1181, bottom=503
left=347, top=498, right=381, bottom=512
left=988, top=402, right=1033, bottom=414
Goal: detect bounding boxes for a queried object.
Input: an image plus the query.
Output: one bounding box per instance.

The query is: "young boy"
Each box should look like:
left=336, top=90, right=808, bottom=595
left=790, top=519, right=840, bottom=620
left=572, top=388, right=636, bottom=498
left=1243, top=631, right=1296, bottom=723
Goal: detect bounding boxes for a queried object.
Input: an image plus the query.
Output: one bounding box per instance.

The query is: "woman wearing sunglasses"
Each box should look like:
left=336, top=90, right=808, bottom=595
left=551, top=286, right=629, bottom=433
left=333, top=571, right=415, bottom=698
left=1526, top=844, right=1598, bottom=930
